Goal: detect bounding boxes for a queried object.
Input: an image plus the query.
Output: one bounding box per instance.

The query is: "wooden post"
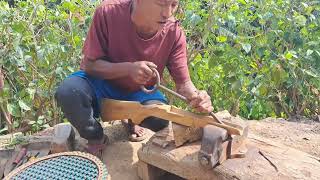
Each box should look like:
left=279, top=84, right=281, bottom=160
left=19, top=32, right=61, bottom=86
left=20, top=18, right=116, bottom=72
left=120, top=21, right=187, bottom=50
left=137, top=160, right=165, bottom=180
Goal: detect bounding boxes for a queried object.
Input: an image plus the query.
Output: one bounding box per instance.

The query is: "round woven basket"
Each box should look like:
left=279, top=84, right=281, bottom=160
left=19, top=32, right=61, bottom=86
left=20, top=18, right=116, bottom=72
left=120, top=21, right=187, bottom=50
left=4, top=151, right=108, bottom=180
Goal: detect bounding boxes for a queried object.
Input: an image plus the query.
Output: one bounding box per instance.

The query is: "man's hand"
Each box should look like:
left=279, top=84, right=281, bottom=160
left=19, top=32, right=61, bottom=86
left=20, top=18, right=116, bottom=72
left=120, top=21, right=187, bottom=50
left=176, top=81, right=213, bottom=113
left=128, top=61, right=157, bottom=85
left=187, top=90, right=213, bottom=113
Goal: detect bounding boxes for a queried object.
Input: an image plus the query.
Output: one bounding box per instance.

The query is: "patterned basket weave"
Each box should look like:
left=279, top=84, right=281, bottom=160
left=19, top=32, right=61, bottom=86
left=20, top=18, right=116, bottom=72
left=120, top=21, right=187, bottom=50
left=4, top=151, right=108, bottom=180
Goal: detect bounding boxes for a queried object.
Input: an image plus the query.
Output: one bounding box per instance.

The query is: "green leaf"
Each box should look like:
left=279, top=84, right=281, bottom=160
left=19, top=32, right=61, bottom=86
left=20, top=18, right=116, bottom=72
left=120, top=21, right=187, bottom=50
left=13, top=121, right=20, bottom=128
left=0, top=127, right=8, bottom=134
left=62, top=2, right=76, bottom=13
left=12, top=22, right=25, bottom=33
left=237, top=0, right=247, bottom=5
left=285, top=52, right=292, bottom=60
left=258, top=84, right=268, bottom=96
left=190, top=13, right=201, bottom=26
left=271, top=65, right=287, bottom=86
left=306, top=49, right=314, bottom=56
left=67, top=66, right=74, bottom=72
left=37, top=119, right=44, bottom=125
left=43, top=124, right=50, bottom=128
left=256, top=47, right=265, bottom=58
left=302, top=69, right=319, bottom=78
left=216, top=36, right=227, bottom=43
left=285, top=51, right=298, bottom=60
left=241, top=43, right=251, bottom=53
left=18, top=100, right=31, bottom=111
left=294, top=15, right=307, bottom=26
left=7, top=104, right=21, bottom=117
left=28, top=121, right=36, bottom=125
left=231, top=80, right=241, bottom=90
left=26, top=88, right=36, bottom=98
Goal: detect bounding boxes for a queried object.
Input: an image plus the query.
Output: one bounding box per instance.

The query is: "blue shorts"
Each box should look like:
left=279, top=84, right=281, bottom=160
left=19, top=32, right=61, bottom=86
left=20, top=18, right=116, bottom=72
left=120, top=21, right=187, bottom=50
left=68, top=70, right=167, bottom=117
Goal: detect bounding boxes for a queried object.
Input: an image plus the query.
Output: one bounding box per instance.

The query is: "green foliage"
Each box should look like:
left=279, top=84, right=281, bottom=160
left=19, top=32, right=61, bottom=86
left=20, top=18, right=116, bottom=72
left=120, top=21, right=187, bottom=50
left=6, top=133, right=28, bottom=147
left=175, top=0, right=320, bottom=119
left=0, top=0, right=98, bottom=133
left=0, top=0, right=319, bottom=134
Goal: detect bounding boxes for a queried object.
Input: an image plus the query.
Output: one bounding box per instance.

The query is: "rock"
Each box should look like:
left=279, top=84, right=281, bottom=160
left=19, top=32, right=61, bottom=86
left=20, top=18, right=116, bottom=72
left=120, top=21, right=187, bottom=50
left=50, top=123, right=75, bottom=153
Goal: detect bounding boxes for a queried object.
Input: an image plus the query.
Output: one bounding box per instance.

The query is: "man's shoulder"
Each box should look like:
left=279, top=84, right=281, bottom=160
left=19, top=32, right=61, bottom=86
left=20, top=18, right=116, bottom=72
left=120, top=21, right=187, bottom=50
left=99, top=0, right=130, bottom=6
left=96, top=0, right=130, bottom=12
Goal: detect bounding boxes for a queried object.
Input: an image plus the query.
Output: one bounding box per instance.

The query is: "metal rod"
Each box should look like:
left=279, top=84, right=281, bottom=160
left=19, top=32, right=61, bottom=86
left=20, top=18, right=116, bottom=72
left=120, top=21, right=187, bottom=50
left=159, top=85, right=187, bottom=101
left=141, top=68, right=224, bottom=124
left=209, top=112, right=224, bottom=124
left=159, top=85, right=224, bottom=125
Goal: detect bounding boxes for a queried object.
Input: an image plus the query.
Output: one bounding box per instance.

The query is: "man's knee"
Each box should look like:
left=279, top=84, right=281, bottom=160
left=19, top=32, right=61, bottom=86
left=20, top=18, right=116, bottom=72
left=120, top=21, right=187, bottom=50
left=55, top=76, right=93, bottom=108
left=54, top=76, right=102, bottom=140
left=55, top=81, right=73, bottom=107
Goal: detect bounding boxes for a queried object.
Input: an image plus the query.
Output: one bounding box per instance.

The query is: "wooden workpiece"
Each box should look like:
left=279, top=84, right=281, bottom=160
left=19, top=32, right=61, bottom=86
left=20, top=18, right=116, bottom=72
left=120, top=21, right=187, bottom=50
left=101, top=99, right=243, bottom=135
left=137, top=125, right=320, bottom=180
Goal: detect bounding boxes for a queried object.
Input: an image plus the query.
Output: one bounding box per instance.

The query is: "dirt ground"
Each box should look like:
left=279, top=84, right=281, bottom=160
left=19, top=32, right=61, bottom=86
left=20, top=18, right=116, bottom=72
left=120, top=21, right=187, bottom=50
left=248, top=117, right=320, bottom=157
left=1, top=117, right=319, bottom=180
left=93, top=121, right=182, bottom=180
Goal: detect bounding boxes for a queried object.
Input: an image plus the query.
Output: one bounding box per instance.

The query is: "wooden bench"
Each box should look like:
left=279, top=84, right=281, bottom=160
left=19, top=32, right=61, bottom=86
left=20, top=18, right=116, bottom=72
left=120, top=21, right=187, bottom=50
left=137, top=125, right=320, bottom=180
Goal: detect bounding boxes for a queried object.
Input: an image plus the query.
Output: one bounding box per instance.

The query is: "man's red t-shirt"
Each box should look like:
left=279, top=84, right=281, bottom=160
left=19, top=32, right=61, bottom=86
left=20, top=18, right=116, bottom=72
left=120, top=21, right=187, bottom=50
left=80, top=0, right=190, bottom=92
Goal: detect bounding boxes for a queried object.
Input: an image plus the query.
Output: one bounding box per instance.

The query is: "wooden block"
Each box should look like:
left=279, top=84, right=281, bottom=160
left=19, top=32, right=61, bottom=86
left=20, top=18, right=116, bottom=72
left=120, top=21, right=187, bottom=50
left=137, top=160, right=165, bottom=180
left=50, top=123, right=75, bottom=153
left=172, top=123, right=202, bottom=147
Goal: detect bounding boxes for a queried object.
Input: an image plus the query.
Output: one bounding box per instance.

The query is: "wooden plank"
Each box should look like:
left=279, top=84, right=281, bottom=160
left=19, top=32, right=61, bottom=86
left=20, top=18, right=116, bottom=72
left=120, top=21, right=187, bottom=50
left=172, top=123, right=202, bottom=147
left=137, top=127, right=320, bottom=180
left=137, top=160, right=166, bottom=180
left=101, top=99, right=243, bottom=135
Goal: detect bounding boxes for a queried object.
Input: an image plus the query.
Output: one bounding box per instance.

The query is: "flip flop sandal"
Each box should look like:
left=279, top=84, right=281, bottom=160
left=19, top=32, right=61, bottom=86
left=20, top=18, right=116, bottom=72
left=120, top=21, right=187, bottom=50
left=121, top=120, right=148, bottom=142
left=129, top=133, right=148, bottom=142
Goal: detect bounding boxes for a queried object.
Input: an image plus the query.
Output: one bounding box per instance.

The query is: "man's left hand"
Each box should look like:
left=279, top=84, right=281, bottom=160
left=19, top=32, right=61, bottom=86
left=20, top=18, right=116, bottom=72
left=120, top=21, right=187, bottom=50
left=187, top=90, right=213, bottom=113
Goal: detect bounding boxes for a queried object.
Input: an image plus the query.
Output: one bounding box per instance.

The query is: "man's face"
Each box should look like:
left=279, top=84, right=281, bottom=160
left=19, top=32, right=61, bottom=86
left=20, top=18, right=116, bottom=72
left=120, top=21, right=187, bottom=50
left=137, top=0, right=179, bottom=33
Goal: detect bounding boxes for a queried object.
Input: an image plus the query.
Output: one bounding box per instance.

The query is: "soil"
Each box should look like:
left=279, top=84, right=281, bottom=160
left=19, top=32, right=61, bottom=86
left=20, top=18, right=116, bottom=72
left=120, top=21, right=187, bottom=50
left=1, top=117, right=319, bottom=180
left=248, top=117, right=320, bottom=157
left=93, top=121, right=181, bottom=180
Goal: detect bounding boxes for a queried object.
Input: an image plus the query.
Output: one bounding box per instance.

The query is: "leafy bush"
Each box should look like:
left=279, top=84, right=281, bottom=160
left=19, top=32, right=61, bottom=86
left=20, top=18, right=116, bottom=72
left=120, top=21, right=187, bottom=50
left=177, top=0, right=320, bottom=119
left=0, top=0, right=97, bottom=133
left=0, top=0, right=319, bottom=134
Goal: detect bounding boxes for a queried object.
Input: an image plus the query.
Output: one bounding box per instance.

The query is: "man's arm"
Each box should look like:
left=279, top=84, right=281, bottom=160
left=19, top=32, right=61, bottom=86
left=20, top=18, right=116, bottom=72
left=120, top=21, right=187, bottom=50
left=83, top=58, right=157, bottom=85
left=176, top=80, right=197, bottom=98
left=176, top=80, right=213, bottom=113
left=83, top=59, right=131, bottom=79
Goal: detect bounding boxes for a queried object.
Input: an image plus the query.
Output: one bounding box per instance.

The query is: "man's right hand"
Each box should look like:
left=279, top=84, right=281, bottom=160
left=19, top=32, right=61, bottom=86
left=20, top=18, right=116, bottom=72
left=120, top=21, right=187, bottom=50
left=128, top=61, right=157, bottom=85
